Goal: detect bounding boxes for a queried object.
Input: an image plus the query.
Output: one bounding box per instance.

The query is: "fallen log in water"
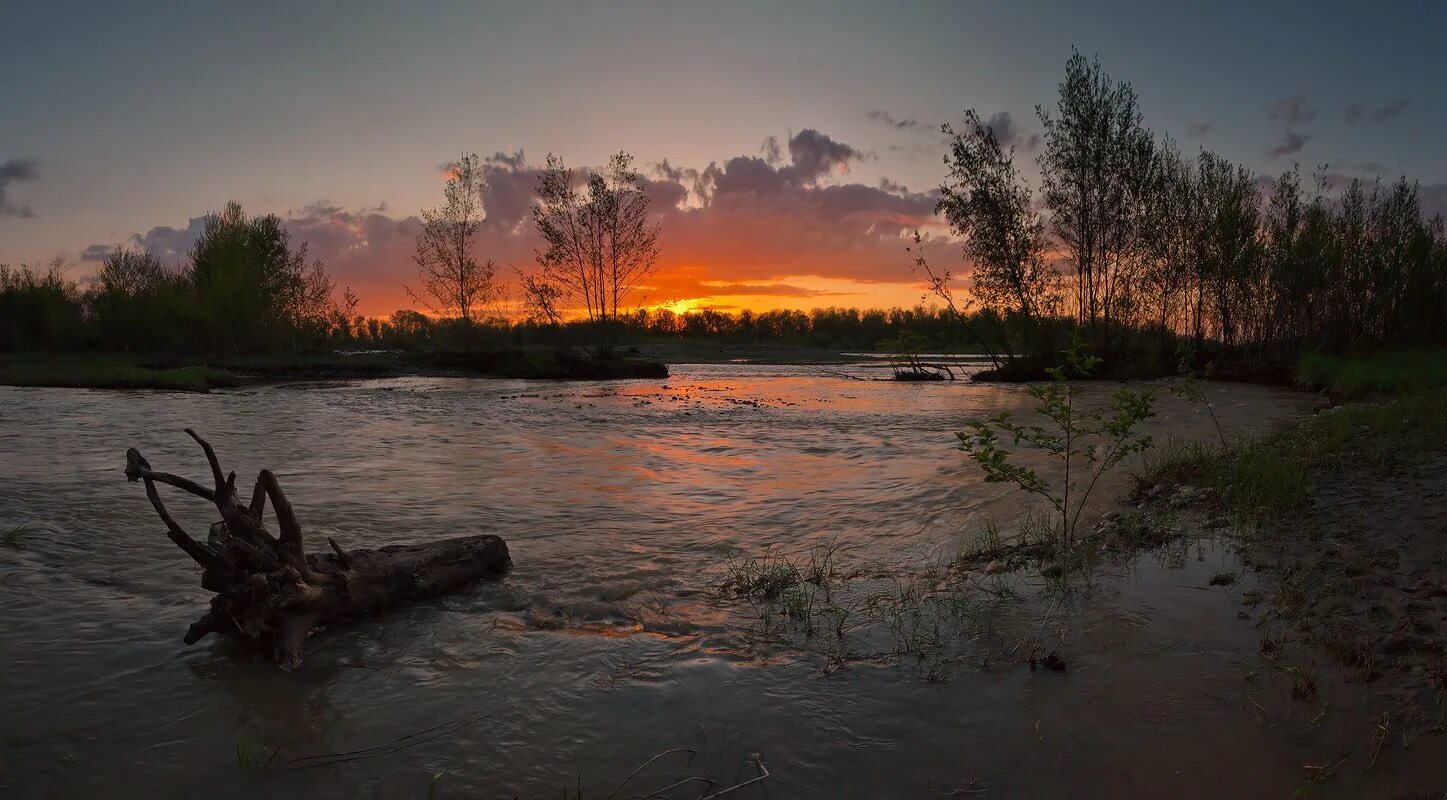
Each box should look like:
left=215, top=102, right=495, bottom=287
left=124, top=429, right=510, bottom=669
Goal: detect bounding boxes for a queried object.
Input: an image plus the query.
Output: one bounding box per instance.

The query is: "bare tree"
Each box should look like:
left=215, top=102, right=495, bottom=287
left=409, top=153, right=499, bottom=326
left=522, top=152, right=660, bottom=355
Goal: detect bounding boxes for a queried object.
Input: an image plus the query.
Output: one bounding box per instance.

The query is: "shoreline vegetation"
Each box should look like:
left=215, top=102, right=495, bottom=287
left=3, top=53, right=1444, bottom=394
left=718, top=350, right=1447, bottom=774
left=0, top=348, right=670, bottom=392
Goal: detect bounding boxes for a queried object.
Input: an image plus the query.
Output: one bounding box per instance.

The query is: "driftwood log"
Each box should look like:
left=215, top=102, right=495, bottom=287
left=124, top=429, right=510, bottom=669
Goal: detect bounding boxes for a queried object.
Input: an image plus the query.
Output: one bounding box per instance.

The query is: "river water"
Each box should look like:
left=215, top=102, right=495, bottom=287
left=0, top=364, right=1438, bottom=797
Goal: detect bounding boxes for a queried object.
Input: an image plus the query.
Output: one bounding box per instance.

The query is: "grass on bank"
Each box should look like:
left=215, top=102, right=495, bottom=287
left=1135, top=387, right=1447, bottom=520
left=1296, top=347, right=1447, bottom=397
left=0, top=353, right=243, bottom=391
left=0, top=345, right=670, bottom=391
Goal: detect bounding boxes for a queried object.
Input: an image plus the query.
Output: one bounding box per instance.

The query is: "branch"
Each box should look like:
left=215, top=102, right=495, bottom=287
left=135, top=472, right=222, bottom=570
left=124, top=448, right=215, bottom=502
left=259, top=470, right=303, bottom=553
left=258, top=469, right=336, bottom=585
left=328, top=537, right=352, bottom=569
left=184, top=428, right=227, bottom=497
left=184, top=613, right=218, bottom=645
left=248, top=472, right=268, bottom=520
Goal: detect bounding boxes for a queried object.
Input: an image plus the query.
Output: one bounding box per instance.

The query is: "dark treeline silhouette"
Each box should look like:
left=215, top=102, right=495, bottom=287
left=928, top=50, right=1447, bottom=377
left=5, top=52, right=1444, bottom=374
left=2, top=203, right=347, bottom=354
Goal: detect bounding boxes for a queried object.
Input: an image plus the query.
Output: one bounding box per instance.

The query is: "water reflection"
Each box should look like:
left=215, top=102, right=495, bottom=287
left=7, top=365, right=1412, bottom=798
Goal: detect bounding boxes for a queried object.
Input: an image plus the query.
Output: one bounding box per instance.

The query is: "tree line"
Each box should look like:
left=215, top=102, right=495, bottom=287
left=0, top=152, right=663, bottom=357
left=5, top=50, right=1443, bottom=369
left=931, top=50, right=1447, bottom=376
left=1, top=203, right=346, bottom=353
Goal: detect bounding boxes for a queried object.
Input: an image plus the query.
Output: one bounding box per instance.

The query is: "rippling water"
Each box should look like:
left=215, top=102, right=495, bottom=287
left=6, top=364, right=1432, bottom=797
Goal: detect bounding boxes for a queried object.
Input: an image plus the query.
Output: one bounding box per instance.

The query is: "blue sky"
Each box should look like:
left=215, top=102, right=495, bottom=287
left=2, top=0, right=1442, bottom=312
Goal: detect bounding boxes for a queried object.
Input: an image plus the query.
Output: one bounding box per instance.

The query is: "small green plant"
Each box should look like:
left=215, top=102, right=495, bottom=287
left=1170, top=347, right=1229, bottom=452
left=724, top=548, right=803, bottom=601
left=957, top=335, right=1156, bottom=548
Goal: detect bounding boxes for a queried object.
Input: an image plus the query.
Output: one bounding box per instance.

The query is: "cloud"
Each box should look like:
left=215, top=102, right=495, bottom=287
left=785, top=128, right=871, bottom=181
left=1268, top=131, right=1311, bottom=159
left=759, top=135, right=784, bottom=166
left=865, top=109, right=922, bottom=131
left=90, top=129, right=940, bottom=315
left=1372, top=99, right=1409, bottom=121
left=1269, top=95, right=1315, bottom=124
left=80, top=244, right=113, bottom=262
left=0, top=158, right=40, bottom=218
left=1187, top=121, right=1213, bottom=138
left=978, top=111, right=1042, bottom=153
left=696, top=282, right=843, bottom=297
left=1346, top=99, right=1409, bottom=122
left=879, top=177, right=910, bottom=194
left=871, top=107, right=1044, bottom=156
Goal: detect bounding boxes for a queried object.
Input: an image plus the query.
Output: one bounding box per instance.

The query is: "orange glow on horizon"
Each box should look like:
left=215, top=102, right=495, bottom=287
left=351, top=268, right=957, bottom=319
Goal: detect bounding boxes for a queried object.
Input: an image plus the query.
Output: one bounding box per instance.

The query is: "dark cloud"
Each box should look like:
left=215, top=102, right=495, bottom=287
left=1346, top=99, right=1409, bottom=123
left=80, top=244, right=114, bottom=262
left=132, top=217, right=209, bottom=261
left=760, top=135, right=784, bottom=166
left=865, top=109, right=922, bottom=131
left=1187, top=121, right=1213, bottom=138
left=1372, top=99, right=1409, bottom=121
left=1269, top=95, right=1315, bottom=124
left=1268, top=131, right=1311, bottom=159
left=786, top=129, right=869, bottom=182
left=973, top=112, right=1042, bottom=153
left=879, top=177, right=909, bottom=195
left=0, top=158, right=40, bottom=218
left=90, top=128, right=941, bottom=314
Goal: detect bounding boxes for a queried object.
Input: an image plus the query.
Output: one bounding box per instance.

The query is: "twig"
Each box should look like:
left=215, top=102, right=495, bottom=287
left=282, top=710, right=492, bottom=770
left=698, top=754, right=769, bottom=799
left=606, top=749, right=698, bottom=800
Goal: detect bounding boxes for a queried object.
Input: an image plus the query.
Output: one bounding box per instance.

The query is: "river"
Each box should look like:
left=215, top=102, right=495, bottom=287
left=4, top=364, right=1432, bottom=797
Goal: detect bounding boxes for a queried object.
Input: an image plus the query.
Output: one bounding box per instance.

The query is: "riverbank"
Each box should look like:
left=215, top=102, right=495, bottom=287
left=1126, top=388, right=1447, bottom=729
left=0, top=348, right=668, bottom=391
left=708, top=354, right=1447, bottom=793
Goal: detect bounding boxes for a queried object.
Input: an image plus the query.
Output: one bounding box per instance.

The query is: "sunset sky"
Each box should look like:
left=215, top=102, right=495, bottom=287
left=2, top=0, right=1444, bottom=317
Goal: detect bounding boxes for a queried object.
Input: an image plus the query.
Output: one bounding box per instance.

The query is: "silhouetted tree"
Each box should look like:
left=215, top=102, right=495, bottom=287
left=188, top=202, right=338, bottom=352
left=409, top=153, right=499, bottom=326
left=523, top=152, right=660, bottom=355
left=1037, top=50, right=1157, bottom=336
left=937, top=109, right=1059, bottom=362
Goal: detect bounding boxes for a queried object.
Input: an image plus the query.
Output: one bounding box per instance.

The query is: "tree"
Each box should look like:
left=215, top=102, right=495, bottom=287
left=1036, top=50, right=1157, bottom=337
left=188, top=202, right=338, bottom=352
left=522, top=152, right=660, bottom=355
left=957, top=336, right=1156, bottom=550
left=937, top=109, right=1059, bottom=363
left=409, top=153, right=499, bottom=326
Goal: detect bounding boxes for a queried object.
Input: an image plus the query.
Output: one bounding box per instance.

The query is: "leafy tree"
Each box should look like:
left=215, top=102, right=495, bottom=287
left=189, top=202, right=337, bottom=352
left=937, top=109, right=1059, bottom=363
left=1037, top=50, right=1157, bottom=336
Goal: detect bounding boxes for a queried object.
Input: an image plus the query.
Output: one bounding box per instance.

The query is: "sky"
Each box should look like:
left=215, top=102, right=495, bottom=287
left=2, top=0, right=1444, bottom=316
